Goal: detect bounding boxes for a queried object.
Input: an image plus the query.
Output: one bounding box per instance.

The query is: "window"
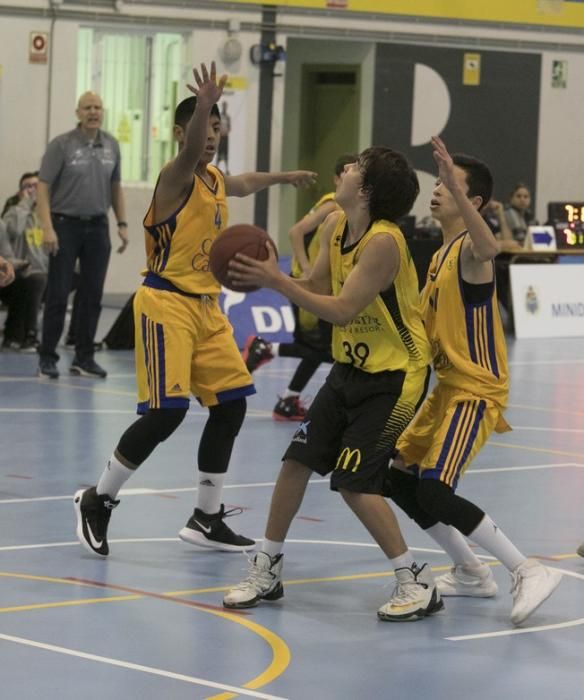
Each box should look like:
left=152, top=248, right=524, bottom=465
left=77, top=28, right=187, bottom=183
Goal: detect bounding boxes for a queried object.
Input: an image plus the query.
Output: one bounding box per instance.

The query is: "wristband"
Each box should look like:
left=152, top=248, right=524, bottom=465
left=117, top=221, right=128, bottom=228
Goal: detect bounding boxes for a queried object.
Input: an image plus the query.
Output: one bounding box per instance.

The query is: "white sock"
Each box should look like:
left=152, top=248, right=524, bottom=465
left=271, top=342, right=280, bottom=356
left=96, top=454, right=134, bottom=498
left=261, top=538, right=284, bottom=558
left=390, top=550, right=415, bottom=571
left=468, top=514, right=526, bottom=572
left=282, top=388, right=300, bottom=399
left=196, top=471, right=226, bottom=514
left=426, top=523, right=483, bottom=568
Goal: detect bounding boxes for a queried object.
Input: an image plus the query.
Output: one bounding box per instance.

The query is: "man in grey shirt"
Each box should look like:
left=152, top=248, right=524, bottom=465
left=36, top=91, right=129, bottom=379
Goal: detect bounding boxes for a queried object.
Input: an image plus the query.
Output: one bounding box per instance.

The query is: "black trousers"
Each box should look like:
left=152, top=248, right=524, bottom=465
left=40, top=214, right=111, bottom=363
left=0, top=273, right=47, bottom=343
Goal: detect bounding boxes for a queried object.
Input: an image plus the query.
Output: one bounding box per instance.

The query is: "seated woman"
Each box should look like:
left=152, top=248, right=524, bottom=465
left=1, top=172, right=48, bottom=352
left=504, top=183, right=537, bottom=245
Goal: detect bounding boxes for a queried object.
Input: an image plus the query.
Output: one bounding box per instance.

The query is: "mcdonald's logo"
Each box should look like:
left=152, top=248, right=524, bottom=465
left=335, top=447, right=362, bottom=473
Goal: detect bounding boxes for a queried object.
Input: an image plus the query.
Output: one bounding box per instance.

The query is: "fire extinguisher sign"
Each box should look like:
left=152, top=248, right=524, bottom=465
left=29, top=32, right=49, bottom=64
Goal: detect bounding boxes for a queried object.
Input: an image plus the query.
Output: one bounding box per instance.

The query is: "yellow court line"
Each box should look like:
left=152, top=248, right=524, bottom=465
left=489, top=441, right=584, bottom=460
left=0, top=571, right=290, bottom=700
left=0, top=595, right=141, bottom=614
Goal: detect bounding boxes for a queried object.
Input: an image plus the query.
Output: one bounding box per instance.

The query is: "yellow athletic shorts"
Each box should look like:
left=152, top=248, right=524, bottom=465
left=395, top=383, right=511, bottom=489
left=134, top=286, right=255, bottom=412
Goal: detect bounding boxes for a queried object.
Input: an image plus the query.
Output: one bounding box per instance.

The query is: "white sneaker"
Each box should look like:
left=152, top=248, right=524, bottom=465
left=223, top=552, right=284, bottom=609
left=510, top=559, right=563, bottom=625
left=577, top=542, right=584, bottom=558
left=377, top=563, right=444, bottom=621
left=436, top=563, right=498, bottom=598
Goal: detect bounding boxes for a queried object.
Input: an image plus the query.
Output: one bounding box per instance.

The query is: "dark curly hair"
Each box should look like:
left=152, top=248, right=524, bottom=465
left=358, top=147, right=419, bottom=222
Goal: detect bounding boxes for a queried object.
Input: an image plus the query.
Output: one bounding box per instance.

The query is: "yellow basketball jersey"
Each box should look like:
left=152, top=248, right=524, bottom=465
left=330, top=215, right=431, bottom=374
left=290, top=192, right=336, bottom=279
left=422, top=232, right=508, bottom=407
left=142, top=164, right=227, bottom=295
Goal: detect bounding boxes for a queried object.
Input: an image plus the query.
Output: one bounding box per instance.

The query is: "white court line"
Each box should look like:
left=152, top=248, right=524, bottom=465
left=447, top=618, right=584, bottom=641
left=0, top=536, right=456, bottom=555
left=469, top=462, right=584, bottom=474
left=446, top=567, right=584, bottom=641
left=0, top=478, right=329, bottom=506
left=2, top=462, right=582, bottom=506
left=508, top=426, right=584, bottom=434
left=0, top=407, right=272, bottom=418
left=508, top=358, right=584, bottom=366
left=0, top=633, right=287, bottom=700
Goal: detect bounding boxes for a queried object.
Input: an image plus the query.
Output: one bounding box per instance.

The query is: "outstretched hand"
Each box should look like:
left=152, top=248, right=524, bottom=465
left=431, top=135, right=457, bottom=192
left=228, top=243, right=281, bottom=290
left=186, top=61, right=228, bottom=109
left=285, top=170, right=318, bottom=188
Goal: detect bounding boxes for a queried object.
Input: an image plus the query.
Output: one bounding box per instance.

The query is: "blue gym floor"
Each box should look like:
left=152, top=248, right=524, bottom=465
left=0, top=311, right=582, bottom=700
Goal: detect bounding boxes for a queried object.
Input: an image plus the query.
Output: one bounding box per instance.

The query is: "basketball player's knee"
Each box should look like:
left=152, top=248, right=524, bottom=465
left=385, top=467, right=418, bottom=511
left=387, top=468, right=438, bottom=530
left=208, top=398, right=246, bottom=438
left=416, top=479, right=483, bottom=535
left=416, top=479, right=456, bottom=523
left=148, top=407, right=188, bottom=442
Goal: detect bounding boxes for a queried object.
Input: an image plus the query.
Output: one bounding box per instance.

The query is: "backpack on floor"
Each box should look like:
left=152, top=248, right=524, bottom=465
left=103, top=293, right=135, bottom=350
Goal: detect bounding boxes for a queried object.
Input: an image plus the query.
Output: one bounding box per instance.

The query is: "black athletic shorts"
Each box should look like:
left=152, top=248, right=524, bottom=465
left=284, top=362, right=428, bottom=494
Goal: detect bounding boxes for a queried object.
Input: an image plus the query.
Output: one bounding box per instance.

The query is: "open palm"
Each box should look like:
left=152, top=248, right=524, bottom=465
left=187, top=62, right=227, bottom=109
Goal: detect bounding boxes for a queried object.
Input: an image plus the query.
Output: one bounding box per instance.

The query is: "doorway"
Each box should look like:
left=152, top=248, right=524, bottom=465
left=297, top=65, right=360, bottom=219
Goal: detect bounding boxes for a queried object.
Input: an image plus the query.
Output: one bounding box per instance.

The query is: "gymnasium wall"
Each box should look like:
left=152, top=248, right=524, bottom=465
left=0, top=2, right=583, bottom=294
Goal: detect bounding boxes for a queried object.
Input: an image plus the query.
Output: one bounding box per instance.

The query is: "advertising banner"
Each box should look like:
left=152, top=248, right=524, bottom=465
left=219, top=256, right=294, bottom=348
left=510, top=264, right=584, bottom=338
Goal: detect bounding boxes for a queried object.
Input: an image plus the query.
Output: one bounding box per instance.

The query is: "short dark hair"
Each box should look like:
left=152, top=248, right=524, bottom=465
left=19, top=171, right=39, bottom=189
left=358, top=147, right=419, bottom=222
left=174, top=96, right=220, bottom=129
left=451, top=154, right=493, bottom=211
left=334, top=153, right=358, bottom=177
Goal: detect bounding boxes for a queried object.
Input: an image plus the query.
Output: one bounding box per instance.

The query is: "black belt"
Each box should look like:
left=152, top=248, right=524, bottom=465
left=53, top=212, right=107, bottom=222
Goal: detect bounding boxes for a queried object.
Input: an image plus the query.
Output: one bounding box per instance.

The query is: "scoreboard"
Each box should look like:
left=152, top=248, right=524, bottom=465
left=547, top=202, right=584, bottom=250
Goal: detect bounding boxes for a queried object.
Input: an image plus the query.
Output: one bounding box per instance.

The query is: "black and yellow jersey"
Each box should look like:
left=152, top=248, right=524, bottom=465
left=290, top=192, right=336, bottom=280
left=142, top=164, right=227, bottom=295
left=422, top=232, right=508, bottom=407
left=329, top=214, right=431, bottom=374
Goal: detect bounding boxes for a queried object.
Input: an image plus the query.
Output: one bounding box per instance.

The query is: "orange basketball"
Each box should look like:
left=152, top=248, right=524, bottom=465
left=209, top=224, right=277, bottom=292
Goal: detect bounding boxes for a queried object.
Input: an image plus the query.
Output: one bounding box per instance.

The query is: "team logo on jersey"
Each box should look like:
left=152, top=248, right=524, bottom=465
left=191, top=238, right=213, bottom=272
left=335, top=447, right=362, bottom=473
left=525, top=285, right=539, bottom=314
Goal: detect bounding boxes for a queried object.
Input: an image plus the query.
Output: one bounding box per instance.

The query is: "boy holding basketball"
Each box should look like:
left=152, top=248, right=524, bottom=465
left=74, top=62, right=316, bottom=557
left=224, top=147, right=442, bottom=621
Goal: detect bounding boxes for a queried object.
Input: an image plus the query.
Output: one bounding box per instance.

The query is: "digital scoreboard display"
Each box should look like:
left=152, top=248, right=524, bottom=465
left=547, top=202, right=584, bottom=249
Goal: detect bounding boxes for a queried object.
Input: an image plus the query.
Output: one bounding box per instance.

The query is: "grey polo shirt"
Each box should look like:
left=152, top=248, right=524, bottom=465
left=39, top=127, right=121, bottom=218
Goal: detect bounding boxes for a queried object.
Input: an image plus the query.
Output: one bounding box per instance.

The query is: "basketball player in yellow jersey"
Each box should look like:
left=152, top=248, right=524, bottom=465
left=244, top=153, right=357, bottom=421
left=224, top=147, right=443, bottom=622
left=387, top=136, right=562, bottom=625
left=74, top=62, right=316, bottom=557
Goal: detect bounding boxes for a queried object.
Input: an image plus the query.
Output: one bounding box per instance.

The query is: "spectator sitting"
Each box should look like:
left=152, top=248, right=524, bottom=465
left=3, top=172, right=48, bottom=351
left=482, top=198, right=520, bottom=252
left=0, top=214, right=46, bottom=351
left=504, top=183, right=537, bottom=245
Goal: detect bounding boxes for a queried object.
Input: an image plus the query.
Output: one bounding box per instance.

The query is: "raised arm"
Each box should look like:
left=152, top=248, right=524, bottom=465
left=224, top=170, right=317, bottom=198
left=432, top=136, right=500, bottom=263
left=289, top=199, right=337, bottom=275
left=155, top=62, right=227, bottom=209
